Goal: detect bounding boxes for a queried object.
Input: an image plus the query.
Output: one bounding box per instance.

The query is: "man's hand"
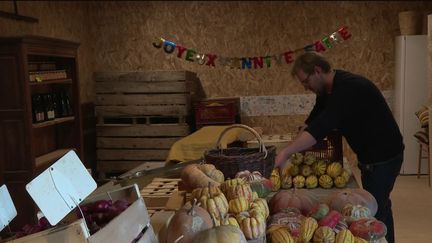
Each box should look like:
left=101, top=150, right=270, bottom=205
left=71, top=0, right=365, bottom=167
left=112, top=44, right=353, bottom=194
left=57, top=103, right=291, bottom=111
left=275, top=148, right=290, bottom=169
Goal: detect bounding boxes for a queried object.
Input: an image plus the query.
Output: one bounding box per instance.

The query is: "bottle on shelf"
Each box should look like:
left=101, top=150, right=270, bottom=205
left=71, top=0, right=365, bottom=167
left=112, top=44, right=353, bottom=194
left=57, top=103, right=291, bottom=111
left=32, top=94, right=45, bottom=123
left=44, top=93, right=55, bottom=120
left=64, top=92, right=73, bottom=116
left=52, top=93, right=60, bottom=118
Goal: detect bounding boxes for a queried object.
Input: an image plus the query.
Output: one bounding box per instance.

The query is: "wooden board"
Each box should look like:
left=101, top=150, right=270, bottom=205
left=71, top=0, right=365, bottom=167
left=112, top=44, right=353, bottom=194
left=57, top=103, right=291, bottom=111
left=96, top=124, right=190, bottom=137
left=4, top=219, right=88, bottom=243
left=97, top=149, right=169, bottom=161
left=96, top=94, right=189, bottom=105
left=94, top=70, right=198, bottom=82
left=95, top=81, right=188, bottom=94
left=95, top=105, right=189, bottom=117
left=97, top=137, right=180, bottom=149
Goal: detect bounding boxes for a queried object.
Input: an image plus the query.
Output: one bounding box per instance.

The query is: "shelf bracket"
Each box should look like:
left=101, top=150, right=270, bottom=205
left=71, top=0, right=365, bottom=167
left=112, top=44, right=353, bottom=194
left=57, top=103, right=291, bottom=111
left=0, top=1, right=38, bottom=23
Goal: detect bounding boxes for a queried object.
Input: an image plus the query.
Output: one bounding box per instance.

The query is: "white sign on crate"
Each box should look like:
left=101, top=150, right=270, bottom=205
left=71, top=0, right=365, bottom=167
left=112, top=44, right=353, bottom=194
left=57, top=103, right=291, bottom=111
left=26, top=150, right=97, bottom=225
left=0, top=185, right=17, bottom=231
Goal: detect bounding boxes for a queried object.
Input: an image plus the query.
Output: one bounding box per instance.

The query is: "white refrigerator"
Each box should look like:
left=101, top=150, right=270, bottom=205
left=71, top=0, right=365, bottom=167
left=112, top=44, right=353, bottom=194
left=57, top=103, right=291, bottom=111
left=394, top=35, right=428, bottom=174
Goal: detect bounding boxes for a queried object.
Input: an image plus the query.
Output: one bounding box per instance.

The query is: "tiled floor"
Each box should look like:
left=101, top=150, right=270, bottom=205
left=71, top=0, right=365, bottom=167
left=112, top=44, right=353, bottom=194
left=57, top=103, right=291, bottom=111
left=392, top=175, right=432, bottom=243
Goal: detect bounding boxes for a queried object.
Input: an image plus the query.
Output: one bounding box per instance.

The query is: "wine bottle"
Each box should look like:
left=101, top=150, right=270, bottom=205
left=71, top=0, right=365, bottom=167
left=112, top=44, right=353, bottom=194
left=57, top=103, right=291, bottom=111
left=45, top=94, right=55, bottom=120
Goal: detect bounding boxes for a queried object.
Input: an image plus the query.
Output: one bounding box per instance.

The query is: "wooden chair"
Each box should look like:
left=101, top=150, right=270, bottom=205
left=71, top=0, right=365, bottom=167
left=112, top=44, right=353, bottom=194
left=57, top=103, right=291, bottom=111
left=416, top=137, right=430, bottom=187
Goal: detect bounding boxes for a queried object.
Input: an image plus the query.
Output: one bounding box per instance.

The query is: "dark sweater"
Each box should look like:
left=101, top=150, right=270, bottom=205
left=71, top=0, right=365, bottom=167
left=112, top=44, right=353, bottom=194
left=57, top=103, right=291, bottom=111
left=304, top=70, right=404, bottom=164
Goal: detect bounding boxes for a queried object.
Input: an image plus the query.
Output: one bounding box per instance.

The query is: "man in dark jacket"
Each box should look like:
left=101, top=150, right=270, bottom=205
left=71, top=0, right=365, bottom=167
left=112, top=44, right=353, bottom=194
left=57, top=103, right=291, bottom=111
left=275, top=52, right=404, bottom=243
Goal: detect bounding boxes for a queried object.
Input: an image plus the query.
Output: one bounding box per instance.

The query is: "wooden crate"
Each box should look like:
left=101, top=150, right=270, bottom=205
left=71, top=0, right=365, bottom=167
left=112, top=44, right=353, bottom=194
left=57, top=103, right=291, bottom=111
left=95, top=71, right=205, bottom=178
left=6, top=184, right=157, bottom=243
left=140, top=178, right=186, bottom=211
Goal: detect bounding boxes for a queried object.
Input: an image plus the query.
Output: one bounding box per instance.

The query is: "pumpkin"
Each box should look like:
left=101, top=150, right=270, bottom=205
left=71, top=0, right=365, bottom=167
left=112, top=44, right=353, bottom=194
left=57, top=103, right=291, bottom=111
left=250, top=198, right=270, bottom=219
left=309, top=203, right=330, bottom=220
left=199, top=189, right=229, bottom=226
left=249, top=181, right=272, bottom=198
left=325, top=189, right=378, bottom=216
left=299, top=217, right=318, bottom=242
left=313, top=226, right=336, bottom=243
left=291, top=152, right=304, bottom=165
left=303, top=152, right=317, bottom=165
left=228, top=197, right=249, bottom=214
left=236, top=211, right=266, bottom=240
left=221, top=178, right=246, bottom=194
left=319, top=174, right=334, bottom=189
left=313, top=160, right=327, bottom=175
left=326, top=162, right=343, bottom=179
left=266, top=225, right=295, bottom=243
left=341, top=204, right=372, bottom=223
left=269, top=189, right=320, bottom=215
left=289, top=164, right=300, bottom=176
left=301, top=164, right=313, bottom=177
left=226, top=183, right=254, bottom=202
left=319, top=210, right=342, bottom=229
left=335, top=229, right=355, bottom=243
left=349, top=218, right=387, bottom=241
left=334, top=176, right=347, bottom=188
left=268, top=208, right=305, bottom=238
left=191, top=183, right=222, bottom=200
left=293, top=175, right=305, bottom=188
left=270, top=168, right=281, bottom=191
left=281, top=174, right=293, bottom=189
left=192, top=225, right=247, bottom=243
left=181, top=164, right=223, bottom=191
left=166, top=199, right=213, bottom=243
left=305, top=175, right=318, bottom=189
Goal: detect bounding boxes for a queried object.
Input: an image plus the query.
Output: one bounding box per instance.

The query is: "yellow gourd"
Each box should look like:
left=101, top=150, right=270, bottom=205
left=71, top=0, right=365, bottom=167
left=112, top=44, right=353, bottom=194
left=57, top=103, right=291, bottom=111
left=270, top=168, right=281, bottom=191
left=305, top=175, right=318, bottom=189
left=299, top=217, right=318, bottom=242
left=313, top=226, right=336, bottom=243
left=335, top=229, right=355, bottom=243
left=293, top=175, right=305, bottom=188
left=319, top=174, right=334, bottom=189
left=334, top=176, right=347, bottom=188
left=327, top=162, right=343, bottom=179
left=267, top=225, right=295, bottom=243
left=228, top=197, right=249, bottom=214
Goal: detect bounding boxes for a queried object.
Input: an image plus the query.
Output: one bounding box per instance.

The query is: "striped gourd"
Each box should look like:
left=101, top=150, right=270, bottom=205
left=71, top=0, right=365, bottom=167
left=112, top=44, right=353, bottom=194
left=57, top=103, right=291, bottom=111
left=313, top=160, right=327, bottom=175
left=226, top=183, right=254, bottom=202
left=267, top=225, right=295, bottom=243
left=221, top=178, right=246, bottom=194
left=319, top=174, right=334, bottom=189
left=236, top=212, right=266, bottom=240
left=299, top=217, right=318, bottom=242
left=306, top=175, right=318, bottom=189
left=313, top=226, right=335, bottom=243
left=250, top=198, right=269, bottom=219
left=335, top=229, right=355, bottom=243
left=293, top=175, right=306, bottom=188
left=341, top=169, right=351, bottom=182
left=334, top=176, right=347, bottom=188
left=281, top=174, right=293, bottom=189
left=270, top=168, right=281, bottom=191
left=199, top=192, right=229, bottom=226
left=228, top=197, right=249, bottom=214
left=191, top=184, right=222, bottom=201
left=327, top=162, right=343, bottom=179
left=221, top=214, right=240, bottom=228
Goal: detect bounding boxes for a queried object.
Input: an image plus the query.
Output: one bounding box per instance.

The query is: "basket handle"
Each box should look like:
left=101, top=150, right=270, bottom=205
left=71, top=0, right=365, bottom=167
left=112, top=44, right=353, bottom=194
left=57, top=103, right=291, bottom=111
left=215, top=124, right=268, bottom=158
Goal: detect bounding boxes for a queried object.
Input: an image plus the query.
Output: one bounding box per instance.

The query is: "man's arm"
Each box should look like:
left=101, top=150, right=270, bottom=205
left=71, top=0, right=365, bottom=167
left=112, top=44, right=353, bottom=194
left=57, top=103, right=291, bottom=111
left=275, top=131, right=317, bottom=169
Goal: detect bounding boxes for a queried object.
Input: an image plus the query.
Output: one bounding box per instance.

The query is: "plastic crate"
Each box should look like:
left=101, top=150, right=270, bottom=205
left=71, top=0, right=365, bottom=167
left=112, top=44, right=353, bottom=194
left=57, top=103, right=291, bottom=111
left=303, top=130, right=343, bottom=162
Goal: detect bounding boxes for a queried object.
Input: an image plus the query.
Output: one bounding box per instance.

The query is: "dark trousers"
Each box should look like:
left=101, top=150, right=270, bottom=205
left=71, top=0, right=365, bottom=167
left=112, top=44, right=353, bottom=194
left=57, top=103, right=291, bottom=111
left=358, top=152, right=403, bottom=243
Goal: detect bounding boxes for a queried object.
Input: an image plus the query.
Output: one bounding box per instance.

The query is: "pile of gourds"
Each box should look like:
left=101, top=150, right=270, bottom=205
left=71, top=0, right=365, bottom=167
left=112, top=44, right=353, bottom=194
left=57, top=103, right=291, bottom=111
left=171, top=164, right=272, bottom=242
left=267, top=188, right=387, bottom=243
left=270, top=152, right=352, bottom=190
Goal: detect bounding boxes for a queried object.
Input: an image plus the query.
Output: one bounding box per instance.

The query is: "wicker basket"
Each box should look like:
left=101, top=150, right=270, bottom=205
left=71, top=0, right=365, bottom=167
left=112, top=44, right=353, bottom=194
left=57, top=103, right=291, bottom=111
left=204, top=124, right=276, bottom=179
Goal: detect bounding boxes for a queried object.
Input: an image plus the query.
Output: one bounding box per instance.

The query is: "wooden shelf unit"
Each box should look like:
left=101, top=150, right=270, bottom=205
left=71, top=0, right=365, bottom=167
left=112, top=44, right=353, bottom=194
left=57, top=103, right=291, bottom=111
left=0, top=36, right=83, bottom=230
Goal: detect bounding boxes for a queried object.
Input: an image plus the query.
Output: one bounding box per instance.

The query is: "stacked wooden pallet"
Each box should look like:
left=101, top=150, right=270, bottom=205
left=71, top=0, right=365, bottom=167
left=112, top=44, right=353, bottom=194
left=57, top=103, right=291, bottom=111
left=140, top=178, right=186, bottom=211
left=95, top=71, right=205, bottom=178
